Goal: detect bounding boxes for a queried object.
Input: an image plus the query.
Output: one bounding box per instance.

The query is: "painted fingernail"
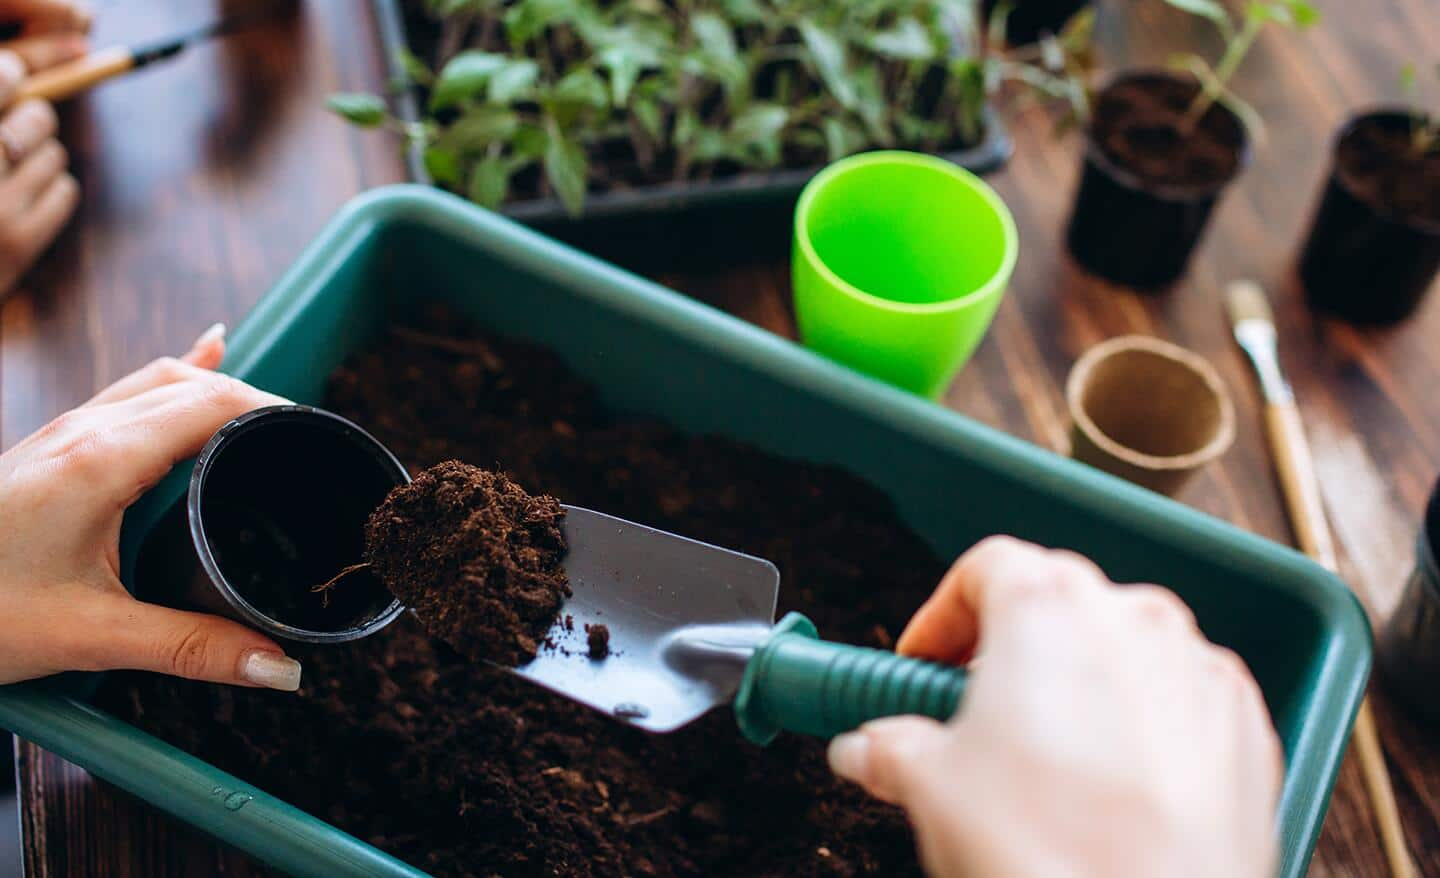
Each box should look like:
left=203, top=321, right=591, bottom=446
left=827, top=732, right=869, bottom=780
left=240, top=650, right=302, bottom=692
left=191, top=322, right=226, bottom=350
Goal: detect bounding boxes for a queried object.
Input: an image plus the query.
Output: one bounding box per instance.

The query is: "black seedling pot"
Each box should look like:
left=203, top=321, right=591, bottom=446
left=185, top=405, right=409, bottom=643
left=1066, top=71, right=1249, bottom=291
left=1298, top=111, right=1440, bottom=325
left=1379, top=475, right=1440, bottom=727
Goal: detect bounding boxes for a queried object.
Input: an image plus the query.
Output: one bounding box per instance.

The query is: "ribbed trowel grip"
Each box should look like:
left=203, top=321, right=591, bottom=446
left=733, top=613, right=966, bottom=745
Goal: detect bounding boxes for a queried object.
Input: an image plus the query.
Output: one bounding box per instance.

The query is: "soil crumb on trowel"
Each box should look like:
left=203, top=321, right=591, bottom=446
left=585, top=623, right=611, bottom=660
left=364, top=461, right=570, bottom=665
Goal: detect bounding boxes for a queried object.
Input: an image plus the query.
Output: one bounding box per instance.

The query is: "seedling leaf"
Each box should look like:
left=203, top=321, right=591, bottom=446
left=423, top=145, right=462, bottom=186
left=468, top=156, right=511, bottom=209
left=543, top=126, right=589, bottom=216
left=443, top=106, right=520, bottom=152
left=397, top=49, right=434, bottom=88
left=799, top=20, right=857, bottom=109
left=430, top=50, right=508, bottom=110
left=822, top=117, right=868, bottom=161
left=633, top=98, right=664, bottom=142
left=870, top=18, right=937, bottom=61
left=690, top=13, right=739, bottom=65
left=488, top=59, right=540, bottom=104
left=1164, top=0, right=1234, bottom=38
left=327, top=93, right=387, bottom=127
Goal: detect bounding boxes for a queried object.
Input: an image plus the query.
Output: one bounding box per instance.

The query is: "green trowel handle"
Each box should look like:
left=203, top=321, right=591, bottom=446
left=733, top=612, right=966, bottom=746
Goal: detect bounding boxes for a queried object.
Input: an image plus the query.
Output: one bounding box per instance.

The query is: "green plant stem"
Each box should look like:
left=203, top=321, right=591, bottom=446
left=1182, top=13, right=1262, bottom=132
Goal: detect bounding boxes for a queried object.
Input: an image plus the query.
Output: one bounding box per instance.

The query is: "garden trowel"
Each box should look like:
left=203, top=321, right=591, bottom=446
left=516, top=506, right=967, bottom=745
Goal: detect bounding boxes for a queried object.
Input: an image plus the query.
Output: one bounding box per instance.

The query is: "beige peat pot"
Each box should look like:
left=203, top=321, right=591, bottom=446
left=1066, top=335, right=1236, bottom=497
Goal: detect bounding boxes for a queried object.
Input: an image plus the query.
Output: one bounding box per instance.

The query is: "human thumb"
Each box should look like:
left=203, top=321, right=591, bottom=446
left=827, top=716, right=950, bottom=806
left=90, top=596, right=302, bottom=691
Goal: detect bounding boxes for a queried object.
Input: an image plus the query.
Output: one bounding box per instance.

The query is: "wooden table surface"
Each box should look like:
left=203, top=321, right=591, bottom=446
left=2, top=0, right=1437, bottom=875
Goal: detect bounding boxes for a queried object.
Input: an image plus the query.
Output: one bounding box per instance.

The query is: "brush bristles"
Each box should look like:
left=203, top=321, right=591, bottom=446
left=1225, top=280, right=1274, bottom=328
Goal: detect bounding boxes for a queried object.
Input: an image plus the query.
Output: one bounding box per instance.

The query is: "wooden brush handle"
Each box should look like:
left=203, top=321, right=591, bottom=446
left=1353, top=702, right=1414, bottom=878
left=1263, top=399, right=1414, bottom=878
left=1264, top=401, right=1337, bottom=568
left=11, top=46, right=134, bottom=105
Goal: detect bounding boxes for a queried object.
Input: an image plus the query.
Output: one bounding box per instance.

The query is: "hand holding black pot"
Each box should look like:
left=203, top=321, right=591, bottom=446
left=0, top=325, right=304, bottom=691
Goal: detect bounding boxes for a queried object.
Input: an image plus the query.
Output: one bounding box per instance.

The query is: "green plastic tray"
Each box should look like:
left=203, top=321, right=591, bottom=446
left=0, top=186, right=1369, bottom=877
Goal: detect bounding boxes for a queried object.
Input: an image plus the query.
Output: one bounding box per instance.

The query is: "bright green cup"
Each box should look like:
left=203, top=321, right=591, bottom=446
left=793, top=151, right=1019, bottom=398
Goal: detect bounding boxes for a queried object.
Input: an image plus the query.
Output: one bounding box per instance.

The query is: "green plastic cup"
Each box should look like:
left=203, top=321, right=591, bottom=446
left=793, top=151, right=1018, bottom=398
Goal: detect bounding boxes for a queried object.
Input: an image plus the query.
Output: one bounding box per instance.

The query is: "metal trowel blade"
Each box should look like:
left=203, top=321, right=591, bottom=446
left=511, top=506, right=780, bottom=733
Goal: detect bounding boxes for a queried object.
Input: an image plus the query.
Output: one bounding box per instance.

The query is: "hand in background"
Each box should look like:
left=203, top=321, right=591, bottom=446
left=828, top=536, right=1283, bottom=878
left=0, top=325, right=305, bottom=691
left=0, top=1, right=89, bottom=297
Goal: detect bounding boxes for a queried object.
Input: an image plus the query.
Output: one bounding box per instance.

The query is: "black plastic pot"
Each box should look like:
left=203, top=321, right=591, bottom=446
left=1379, top=476, right=1440, bottom=727
left=370, top=0, right=1013, bottom=271
left=1065, top=71, right=1249, bottom=291
left=1298, top=111, right=1440, bottom=325
left=985, top=0, right=1092, bottom=45
left=184, top=405, right=409, bottom=643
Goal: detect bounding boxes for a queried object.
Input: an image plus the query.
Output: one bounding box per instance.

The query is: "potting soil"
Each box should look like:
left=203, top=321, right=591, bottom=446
left=1338, top=116, right=1440, bottom=224
left=100, top=306, right=945, bottom=877
left=365, top=461, right=570, bottom=666
left=1093, top=75, right=1244, bottom=189
left=586, top=623, right=611, bottom=660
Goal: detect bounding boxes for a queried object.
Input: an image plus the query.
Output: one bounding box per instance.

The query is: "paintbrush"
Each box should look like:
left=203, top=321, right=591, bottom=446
left=1226, top=280, right=1415, bottom=878
left=9, top=3, right=294, bottom=106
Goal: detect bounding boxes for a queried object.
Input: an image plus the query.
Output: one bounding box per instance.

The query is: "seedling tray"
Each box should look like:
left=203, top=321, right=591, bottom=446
left=368, top=0, right=1013, bottom=270
left=0, top=187, right=1367, bottom=877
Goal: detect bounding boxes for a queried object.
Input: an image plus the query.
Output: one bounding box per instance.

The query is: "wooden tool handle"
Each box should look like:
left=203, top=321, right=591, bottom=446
left=11, top=46, right=133, bottom=105
left=1263, top=399, right=1414, bottom=878
left=1264, top=401, right=1337, bottom=568
left=1353, top=702, right=1414, bottom=878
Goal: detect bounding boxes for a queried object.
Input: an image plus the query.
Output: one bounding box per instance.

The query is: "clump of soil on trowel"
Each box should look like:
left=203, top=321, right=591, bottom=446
left=102, top=306, right=941, bottom=878
left=364, top=461, right=570, bottom=665
left=586, top=623, right=611, bottom=660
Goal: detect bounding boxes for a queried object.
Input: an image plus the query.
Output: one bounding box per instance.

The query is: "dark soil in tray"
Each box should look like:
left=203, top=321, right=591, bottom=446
left=365, top=461, right=571, bottom=666
left=99, top=306, right=945, bottom=877
left=1092, top=75, right=1245, bottom=190
left=1336, top=114, right=1440, bottom=225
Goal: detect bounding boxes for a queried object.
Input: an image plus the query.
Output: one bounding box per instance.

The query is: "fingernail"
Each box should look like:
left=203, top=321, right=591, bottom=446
left=827, top=732, right=869, bottom=780
left=191, top=322, right=226, bottom=350
left=0, top=52, right=24, bottom=85
left=241, top=650, right=302, bottom=692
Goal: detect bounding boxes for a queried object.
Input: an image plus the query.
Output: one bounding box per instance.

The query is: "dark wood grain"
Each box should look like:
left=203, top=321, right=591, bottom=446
left=3, top=0, right=405, bottom=873
left=3, top=0, right=1438, bottom=875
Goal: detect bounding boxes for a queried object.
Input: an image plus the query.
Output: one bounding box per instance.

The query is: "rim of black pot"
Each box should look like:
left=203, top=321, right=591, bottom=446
left=187, top=404, right=410, bottom=643
left=1081, top=68, right=1253, bottom=203
left=1329, top=108, right=1440, bottom=236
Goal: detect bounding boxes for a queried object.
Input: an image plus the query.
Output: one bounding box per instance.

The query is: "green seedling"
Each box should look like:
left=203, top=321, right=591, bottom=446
left=986, top=2, right=1096, bottom=133
left=1163, top=0, right=1319, bottom=143
left=1399, top=62, right=1440, bottom=154
left=328, top=0, right=1092, bottom=217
